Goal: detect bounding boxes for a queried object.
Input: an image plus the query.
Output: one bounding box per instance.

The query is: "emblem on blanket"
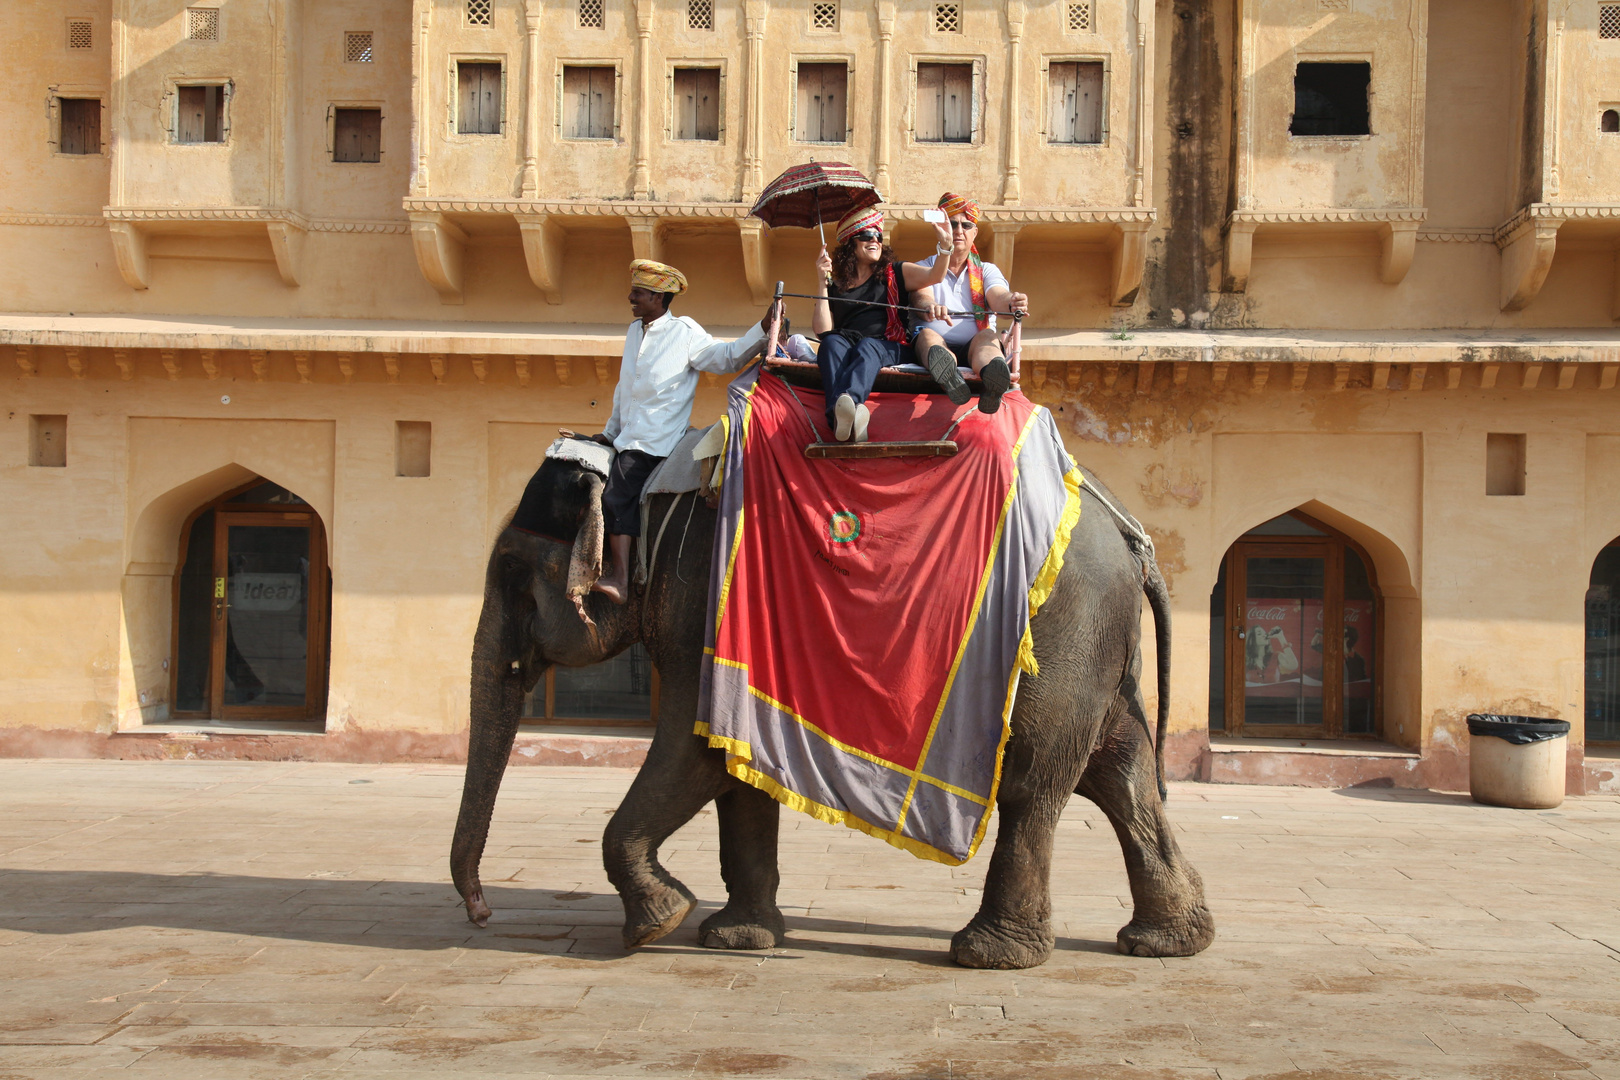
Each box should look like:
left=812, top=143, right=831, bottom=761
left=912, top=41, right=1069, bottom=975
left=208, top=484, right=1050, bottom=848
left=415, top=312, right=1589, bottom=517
left=695, top=367, right=1082, bottom=865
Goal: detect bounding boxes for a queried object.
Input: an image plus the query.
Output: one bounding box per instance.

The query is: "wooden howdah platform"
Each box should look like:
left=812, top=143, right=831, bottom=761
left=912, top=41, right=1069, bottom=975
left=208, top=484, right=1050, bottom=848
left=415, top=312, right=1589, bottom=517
left=762, top=359, right=969, bottom=459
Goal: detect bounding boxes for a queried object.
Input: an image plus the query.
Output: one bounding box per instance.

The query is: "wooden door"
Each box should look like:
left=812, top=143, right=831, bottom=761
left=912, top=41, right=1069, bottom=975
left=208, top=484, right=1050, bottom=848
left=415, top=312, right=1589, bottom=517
left=1225, top=539, right=1342, bottom=738
left=208, top=510, right=329, bottom=720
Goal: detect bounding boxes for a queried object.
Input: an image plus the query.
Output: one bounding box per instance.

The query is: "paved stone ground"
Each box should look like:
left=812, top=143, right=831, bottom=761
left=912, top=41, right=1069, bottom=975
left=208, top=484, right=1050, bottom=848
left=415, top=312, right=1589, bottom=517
left=2, top=761, right=1620, bottom=1079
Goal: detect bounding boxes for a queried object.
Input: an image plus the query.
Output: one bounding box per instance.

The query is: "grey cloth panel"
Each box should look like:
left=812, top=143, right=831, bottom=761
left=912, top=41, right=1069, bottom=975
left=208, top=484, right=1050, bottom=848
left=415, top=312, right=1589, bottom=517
left=918, top=413, right=1072, bottom=797
left=897, top=776, right=981, bottom=857
left=708, top=663, right=912, bottom=827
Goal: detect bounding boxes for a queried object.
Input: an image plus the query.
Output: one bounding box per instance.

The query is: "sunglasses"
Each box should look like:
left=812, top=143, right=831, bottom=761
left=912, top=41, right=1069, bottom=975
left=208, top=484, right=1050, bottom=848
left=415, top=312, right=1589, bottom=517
left=949, top=220, right=977, bottom=232
left=849, top=230, right=883, bottom=243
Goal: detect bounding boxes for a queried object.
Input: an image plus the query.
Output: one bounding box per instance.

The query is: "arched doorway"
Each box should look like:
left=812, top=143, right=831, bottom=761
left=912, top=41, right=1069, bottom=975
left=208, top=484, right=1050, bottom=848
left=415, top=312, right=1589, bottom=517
left=171, top=477, right=331, bottom=722
left=1208, top=510, right=1380, bottom=740
left=1588, top=542, right=1620, bottom=746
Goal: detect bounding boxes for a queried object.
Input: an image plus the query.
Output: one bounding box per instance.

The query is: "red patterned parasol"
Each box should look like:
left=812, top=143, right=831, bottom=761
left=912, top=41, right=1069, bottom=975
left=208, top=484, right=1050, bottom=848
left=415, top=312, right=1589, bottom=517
left=749, top=161, right=883, bottom=243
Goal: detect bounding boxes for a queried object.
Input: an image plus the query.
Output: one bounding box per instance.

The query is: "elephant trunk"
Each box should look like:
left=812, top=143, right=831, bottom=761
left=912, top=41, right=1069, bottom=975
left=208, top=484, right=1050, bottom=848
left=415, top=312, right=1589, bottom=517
left=450, top=551, right=530, bottom=927
left=566, top=472, right=606, bottom=629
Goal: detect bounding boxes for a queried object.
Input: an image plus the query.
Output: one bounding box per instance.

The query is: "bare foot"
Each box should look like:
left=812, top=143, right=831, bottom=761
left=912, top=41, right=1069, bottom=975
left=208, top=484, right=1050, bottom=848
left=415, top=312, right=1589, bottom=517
left=592, top=577, right=627, bottom=604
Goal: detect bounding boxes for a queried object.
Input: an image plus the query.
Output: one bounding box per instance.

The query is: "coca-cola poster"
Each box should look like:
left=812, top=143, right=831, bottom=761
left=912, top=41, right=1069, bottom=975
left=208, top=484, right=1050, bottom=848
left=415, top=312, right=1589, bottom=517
left=1243, top=600, right=1321, bottom=696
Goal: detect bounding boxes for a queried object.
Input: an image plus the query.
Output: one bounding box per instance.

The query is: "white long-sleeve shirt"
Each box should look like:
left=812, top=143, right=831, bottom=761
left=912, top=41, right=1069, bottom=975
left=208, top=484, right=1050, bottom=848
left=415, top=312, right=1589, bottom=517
left=601, top=313, right=766, bottom=458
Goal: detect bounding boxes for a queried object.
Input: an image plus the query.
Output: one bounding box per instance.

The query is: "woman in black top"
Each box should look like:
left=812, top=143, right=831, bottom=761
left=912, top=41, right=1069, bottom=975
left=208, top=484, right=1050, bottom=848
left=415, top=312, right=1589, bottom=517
left=811, top=207, right=951, bottom=442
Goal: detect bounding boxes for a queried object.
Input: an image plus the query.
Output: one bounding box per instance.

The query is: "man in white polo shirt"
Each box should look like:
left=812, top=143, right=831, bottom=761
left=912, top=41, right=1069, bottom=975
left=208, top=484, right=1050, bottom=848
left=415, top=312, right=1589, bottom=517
left=911, top=192, right=1029, bottom=415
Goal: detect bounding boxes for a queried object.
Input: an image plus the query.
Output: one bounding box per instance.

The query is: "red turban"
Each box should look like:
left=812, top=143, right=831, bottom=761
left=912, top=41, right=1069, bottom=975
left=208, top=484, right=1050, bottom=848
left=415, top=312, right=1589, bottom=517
left=835, top=206, right=884, bottom=244
left=937, top=192, right=981, bottom=224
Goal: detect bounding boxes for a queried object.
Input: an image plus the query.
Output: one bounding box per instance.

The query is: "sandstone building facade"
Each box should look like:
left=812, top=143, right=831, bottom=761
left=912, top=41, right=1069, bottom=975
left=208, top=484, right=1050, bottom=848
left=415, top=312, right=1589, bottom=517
left=4, top=0, right=1620, bottom=792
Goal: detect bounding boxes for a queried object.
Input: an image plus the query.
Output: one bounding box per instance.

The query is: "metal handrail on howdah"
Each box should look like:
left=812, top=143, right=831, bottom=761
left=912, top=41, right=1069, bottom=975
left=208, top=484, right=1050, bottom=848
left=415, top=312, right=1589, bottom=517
left=769, top=281, right=1027, bottom=322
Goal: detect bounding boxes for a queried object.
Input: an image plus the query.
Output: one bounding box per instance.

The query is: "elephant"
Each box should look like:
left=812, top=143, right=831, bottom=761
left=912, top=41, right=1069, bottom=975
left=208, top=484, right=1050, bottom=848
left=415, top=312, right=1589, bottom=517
left=450, top=451, right=1215, bottom=969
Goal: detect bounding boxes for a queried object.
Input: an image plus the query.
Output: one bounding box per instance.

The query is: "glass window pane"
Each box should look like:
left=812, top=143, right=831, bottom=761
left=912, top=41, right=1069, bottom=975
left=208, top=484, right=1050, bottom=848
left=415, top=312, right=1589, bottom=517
left=174, top=511, right=215, bottom=713
left=223, top=525, right=310, bottom=707
left=531, top=643, right=653, bottom=721
left=1209, top=557, right=1226, bottom=732
left=1588, top=546, right=1620, bottom=742
left=1243, top=556, right=1325, bottom=727
left=1343, top=547, right=1376, bottom=735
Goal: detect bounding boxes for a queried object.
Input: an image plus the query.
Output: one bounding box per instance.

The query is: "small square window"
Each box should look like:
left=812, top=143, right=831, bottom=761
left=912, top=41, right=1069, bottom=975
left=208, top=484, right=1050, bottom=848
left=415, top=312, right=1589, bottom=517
left=1047, top=61, right=1103, bottom=144
left=1486, top=434, right=1526, bottom=497
left=1065, top=2, right=1090, bottom=31
left=458, top=62, right=503, bottom=134
left=396, top=422, right=431, bottom=478
left=933, top=2, right=961, bottom=33
left=579, top=0, right=604, bottom=29
left=345, top=31, right=373, bottom=62
left=673, top=68, right=720, bottom=140
left=811, top=1, right=838, bottom=30
left=688, top=0, right=713, bottom=30
left=177, top=85, right=226, bottom=143
left=563, top=66, right=616, bottom=138
left=1291, top=61, right=1370, bottom=136
left=916, top=62, right=972, bottom=143
left=796, top=62, right=847, bottom=143
left=466, top=0, right=493, bottom=26
left=1604, top=108, right=1620, bottom=133
left=58, top=97, right=101, bottom=154
left=30, top=415, right=67, bottom=468
left=186, top=7, right=219, bottom=41
left=334, top=107, right=381, bottom=162
left=68, top=18, right=93, bottom=50
left=1600, top=3, right=1620, bottom=38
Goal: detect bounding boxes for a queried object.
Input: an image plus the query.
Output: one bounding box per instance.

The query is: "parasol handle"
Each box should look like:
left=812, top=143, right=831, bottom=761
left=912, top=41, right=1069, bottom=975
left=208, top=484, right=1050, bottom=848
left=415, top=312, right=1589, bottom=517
left=763, top=281, right=786, bottom=363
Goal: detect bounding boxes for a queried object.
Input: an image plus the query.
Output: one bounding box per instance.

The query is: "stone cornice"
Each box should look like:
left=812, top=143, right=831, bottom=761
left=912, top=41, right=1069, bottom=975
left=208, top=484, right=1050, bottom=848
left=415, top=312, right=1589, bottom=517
left=0, top=212, right=105, bottom=227
left=1494, top=202, right=1620, bottom=248
left=401, top=197, right=1157, bottom=227
left=103, top=205, right=311, bottom=229
left=1229, top=207, right=1428, bottom=226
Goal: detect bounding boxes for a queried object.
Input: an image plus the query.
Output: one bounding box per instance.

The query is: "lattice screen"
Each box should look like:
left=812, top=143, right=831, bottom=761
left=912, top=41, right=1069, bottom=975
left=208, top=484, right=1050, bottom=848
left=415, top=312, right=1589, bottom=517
left=1318, top=0, right=1352, bottom=10
left=1064, top=2, right=1090, bottom=31
left=466, top=0, right=493, bottom=26
left=811, top=0, right=838, bottom=30
left=579, top=0, right=604, bottom=28
left=933, top=2, right=961, bottom=33
left=344, top=31, right=373, bottom=62
left=1602, top=4, right=1620, bottom=39
left=68, top=18, right=93, bottom=49
left=688, top=0, right=713, bottom=30
left=186, top=7, right=219, bottom=40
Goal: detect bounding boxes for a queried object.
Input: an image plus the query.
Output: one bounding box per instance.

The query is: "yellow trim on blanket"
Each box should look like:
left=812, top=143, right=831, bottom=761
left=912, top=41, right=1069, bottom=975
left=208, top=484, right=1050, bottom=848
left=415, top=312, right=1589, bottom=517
left=709, top=413, right=732, bottom=493
left=697, top=661, right=991, bottom=808
left=694, top=722, right=974, bottom=866
left=890, top=409, right=1044, bottom=845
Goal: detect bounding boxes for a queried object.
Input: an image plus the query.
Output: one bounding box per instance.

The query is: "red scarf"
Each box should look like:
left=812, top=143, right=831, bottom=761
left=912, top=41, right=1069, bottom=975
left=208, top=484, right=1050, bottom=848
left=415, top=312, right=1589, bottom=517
left=963, top=250, right=990, bottom=331
left=882, top=263, right=908, bottom=343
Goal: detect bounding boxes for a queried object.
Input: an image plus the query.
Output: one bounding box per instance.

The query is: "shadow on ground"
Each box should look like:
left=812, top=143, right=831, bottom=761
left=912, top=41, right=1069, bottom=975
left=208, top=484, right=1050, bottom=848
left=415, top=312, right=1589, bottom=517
left=0, top=869, right=1121, bottom=962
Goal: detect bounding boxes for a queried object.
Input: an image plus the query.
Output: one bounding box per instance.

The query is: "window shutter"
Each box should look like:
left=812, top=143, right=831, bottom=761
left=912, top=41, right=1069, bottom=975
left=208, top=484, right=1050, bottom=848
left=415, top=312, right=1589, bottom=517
left=943, top=64, right=971, bottom=142
left=1076, top=61, right=1103, bottom=143
left=325, top=103, right=335, bottom=154
left=915, top=63, right=943, bottom=142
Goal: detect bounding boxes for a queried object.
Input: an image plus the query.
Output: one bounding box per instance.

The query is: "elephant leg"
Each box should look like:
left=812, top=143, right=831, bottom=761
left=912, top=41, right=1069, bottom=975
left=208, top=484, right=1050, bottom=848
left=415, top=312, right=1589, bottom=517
left=950, top=743, right=1077, bottom=969
left=450, top=585, right=529, bottom=928
left=603, top=725, right=730, bottom=949
left=1076, top=703, right=1215, bottom=958
left=699, top=783, right=784, bottom=950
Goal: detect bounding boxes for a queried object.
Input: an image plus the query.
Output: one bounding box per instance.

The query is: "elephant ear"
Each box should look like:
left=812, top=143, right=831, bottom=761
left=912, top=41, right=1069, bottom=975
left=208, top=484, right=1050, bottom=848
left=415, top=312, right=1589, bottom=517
left=566, top=471, right=605, bottom=628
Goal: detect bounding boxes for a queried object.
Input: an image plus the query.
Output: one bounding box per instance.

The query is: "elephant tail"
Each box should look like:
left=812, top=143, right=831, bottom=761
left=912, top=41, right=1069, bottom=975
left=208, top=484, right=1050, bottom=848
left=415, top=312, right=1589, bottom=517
left=1143, top=558, right=1172, bottom=803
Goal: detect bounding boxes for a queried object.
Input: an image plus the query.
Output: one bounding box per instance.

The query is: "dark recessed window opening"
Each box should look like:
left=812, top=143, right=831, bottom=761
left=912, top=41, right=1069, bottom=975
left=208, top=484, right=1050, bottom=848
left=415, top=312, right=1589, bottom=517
left=333, top=107, right=381, bottom=162
left=1603, top=109, right=1620, bottom=134
left=1291, top=61, right=1370, bottom=137
left=177, top=84, right=225, bottom=143
left=58, top=98, right=101, bottom=154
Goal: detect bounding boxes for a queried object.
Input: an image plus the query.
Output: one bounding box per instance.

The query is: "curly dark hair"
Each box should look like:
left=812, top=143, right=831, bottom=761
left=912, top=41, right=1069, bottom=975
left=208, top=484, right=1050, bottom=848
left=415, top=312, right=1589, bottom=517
left=829, top=239, right=896, bottom=292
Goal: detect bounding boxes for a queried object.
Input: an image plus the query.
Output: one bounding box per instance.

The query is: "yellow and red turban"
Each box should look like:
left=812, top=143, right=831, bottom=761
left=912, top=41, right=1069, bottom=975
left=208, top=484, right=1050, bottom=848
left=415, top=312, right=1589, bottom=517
left=835, top=206, right=884, bottom=245
left=938, top=192, right=981, bottom=224
left=629, top=259, right=688, bottom=294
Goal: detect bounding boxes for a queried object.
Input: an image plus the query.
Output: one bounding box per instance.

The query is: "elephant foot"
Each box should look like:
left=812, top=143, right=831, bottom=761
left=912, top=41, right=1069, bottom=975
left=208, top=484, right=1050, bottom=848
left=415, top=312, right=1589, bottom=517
left=620, top=880, right=699, bottom=949
left=950, top=917, right=1054, bottom=970
left=1116, top=905, right=1216, bottom=958
left=699, top=903, right=785, bottom=951
left=463, top=889, right=492, bottom=928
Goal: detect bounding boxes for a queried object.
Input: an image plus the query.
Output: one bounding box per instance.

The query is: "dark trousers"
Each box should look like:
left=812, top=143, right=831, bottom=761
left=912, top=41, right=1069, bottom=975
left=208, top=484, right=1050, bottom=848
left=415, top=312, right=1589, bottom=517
left=602, top=449, right=663, bottom=537
left=817, top=334, right=908, bottom=426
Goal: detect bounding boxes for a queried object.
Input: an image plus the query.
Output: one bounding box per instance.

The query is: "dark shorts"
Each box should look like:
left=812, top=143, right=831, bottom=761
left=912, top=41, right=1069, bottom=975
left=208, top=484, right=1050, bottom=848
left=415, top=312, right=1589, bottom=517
left=936, top=336, right=997, bottom=365
left=603, top=449, right=663, bottom=537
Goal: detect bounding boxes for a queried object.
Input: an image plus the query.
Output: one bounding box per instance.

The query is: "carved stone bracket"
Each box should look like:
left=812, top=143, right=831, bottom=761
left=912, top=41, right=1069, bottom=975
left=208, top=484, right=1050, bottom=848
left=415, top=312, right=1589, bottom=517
left=104, top=207, right=308, bottom=290
left=1495, top=208, right=1562, bottom=313
left=265, top=221, right=305, bottom=287
left=627, top=216, right=663, bottom=263
left=1226, top=208, right=1428, bottom=292
left=409, top=212, right=467, bottom=305
left=107, top=222, right=150, bottom=290
left=1110, top=222, right=1150, bottom=307
left=515, top=214, right=565, bottom=305
left=738, top=218, right=771, bottom=305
